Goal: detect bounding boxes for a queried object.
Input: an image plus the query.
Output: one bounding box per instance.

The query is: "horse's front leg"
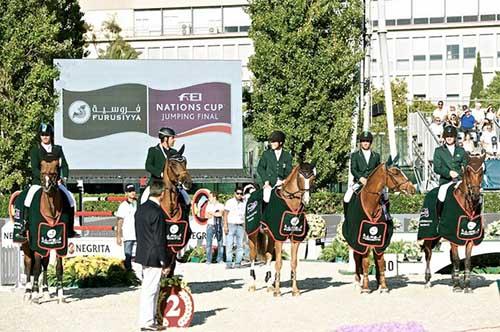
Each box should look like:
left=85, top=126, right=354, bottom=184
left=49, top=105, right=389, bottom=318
left=291, top=241, right=300, bottom=296
left=464, top=241, right=474, bottom=294
left=361, top=252, right=370, bottom=294
left=56, top=256, right=66, bottom=303
left=375, top=251, right=388, bottom=293
left=423, top=240, right=433, bottom=288
left=32, top=254, right=43, bottom=304
left=273, top=241, right=283, bottom=297
left=450, top=244, right=462, bottom=292
left=265, top=234, right=274, bottom=291
left=353, top=251, right=362, bottom=289
left=22, top=244, right=34, bottom=303
left=42, top=256, right=50, bottom=300
left=248, top=233, right=257, bottom=292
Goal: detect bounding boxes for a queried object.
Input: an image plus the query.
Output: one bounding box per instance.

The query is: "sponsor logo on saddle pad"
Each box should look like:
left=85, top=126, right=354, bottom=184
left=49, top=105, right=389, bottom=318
left=170, top=225, right=179, bottom=235
left=165, top=221, right=188, bottom=249
left=358, top=221, right=386, bottom=247
left=247, top=201, right=258, bottom=213
left=420, top=208, right=430, bottom=218
left=457, top=216, right=482, bottom=240
left=14, top=208, right=20, bottom=220
left=369, top=226, right=378, bottom=235
left=38, top=223, right=65, bottom=250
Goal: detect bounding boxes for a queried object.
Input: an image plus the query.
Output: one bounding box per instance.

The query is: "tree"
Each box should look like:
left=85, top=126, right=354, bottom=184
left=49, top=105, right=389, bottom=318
left=92, top=18, right=141, bottom=59
left=370, top=78, right=410, bottom=133
left=470, top=52, right=484, bottom=106
left=0, top=0, right=87, bottom=193
left=481, top=71, right=500, bottom=110
left=247, top=0, right=364, bottom=186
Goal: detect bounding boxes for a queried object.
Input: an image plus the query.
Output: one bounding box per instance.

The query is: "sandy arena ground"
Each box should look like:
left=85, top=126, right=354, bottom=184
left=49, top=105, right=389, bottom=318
left=0, top=262, right=499, bottom=332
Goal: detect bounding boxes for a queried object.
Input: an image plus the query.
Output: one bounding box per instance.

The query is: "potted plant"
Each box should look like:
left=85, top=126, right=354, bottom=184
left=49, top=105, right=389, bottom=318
left=188, top=246, right=206, bottom=263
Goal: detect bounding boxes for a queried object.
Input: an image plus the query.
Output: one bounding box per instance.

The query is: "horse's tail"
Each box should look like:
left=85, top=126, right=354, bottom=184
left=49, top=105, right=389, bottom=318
left=256, top=230, right=269, bottom=261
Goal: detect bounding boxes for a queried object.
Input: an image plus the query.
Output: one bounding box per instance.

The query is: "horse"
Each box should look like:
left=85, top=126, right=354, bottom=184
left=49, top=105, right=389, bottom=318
left=246, top=162, right=316, bottom=297
left=343, top=162, right=416, bottom=293
left=158, top=145, right=193, bottom=277
left=420, top=153, right=485, bottom=293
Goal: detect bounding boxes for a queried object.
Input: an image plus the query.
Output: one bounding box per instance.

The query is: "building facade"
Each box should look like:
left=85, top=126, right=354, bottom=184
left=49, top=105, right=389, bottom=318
left=369, top=0, right=500, bottom=103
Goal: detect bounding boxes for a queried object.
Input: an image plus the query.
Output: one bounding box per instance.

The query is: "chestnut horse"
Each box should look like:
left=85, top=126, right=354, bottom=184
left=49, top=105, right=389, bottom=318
left=422, top=153, right=485, bottom=293
left=158, top=146, right=192, bottom=277
left=247, top=162, right=316, bottom=297
left=349, top=163, right=416, bottom=293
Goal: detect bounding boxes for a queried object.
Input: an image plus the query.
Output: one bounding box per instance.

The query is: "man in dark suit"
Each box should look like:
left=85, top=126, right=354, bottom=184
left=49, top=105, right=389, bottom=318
left=135, top=180, right=168, bottom=331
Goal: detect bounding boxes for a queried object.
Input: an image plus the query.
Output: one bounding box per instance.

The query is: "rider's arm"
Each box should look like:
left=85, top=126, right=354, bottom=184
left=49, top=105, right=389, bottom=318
left=283, top=152, right=293, bottom=179
left=257, top=151, right=269, bottom=184
left=59, top=147, right=69, bottom=180
left=350, top=153, right=362, bottom=181
left=30, top=146, right=41, bottom=181
left=145, top=147, right=162, bottom=178
left=433, top=149, right=450, bottom=178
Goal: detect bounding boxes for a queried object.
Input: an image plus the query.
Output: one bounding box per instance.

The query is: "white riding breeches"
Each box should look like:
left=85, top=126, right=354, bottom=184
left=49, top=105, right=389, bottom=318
left=438, top=181, right=460, bottom=202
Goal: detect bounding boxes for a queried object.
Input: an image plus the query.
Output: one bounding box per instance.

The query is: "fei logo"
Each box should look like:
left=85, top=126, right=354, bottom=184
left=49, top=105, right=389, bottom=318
left=290, top=217, right=300, bottom=226
left=369, top=226, right=378, bottom=235
left=178, top=93, right=202, bottom=102
left=170, top=225, right=180, bottom=234
left=467, top=221, right=476, bottom=230
left=68, top=100, right=91, bottom=124
left=47, top=229, right=57, bottom=239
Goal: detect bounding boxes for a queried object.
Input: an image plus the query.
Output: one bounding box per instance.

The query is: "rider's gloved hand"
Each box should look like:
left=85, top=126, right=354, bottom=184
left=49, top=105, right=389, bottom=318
left=449, top=170, right=459, bottom=179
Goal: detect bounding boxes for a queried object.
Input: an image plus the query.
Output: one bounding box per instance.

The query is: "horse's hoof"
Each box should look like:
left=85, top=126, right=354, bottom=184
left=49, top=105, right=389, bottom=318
left=273, top=290, right=281, bottom=297
left=453, top=286, right=463, bottom=293
left=424, top=282, right=431, bottom=289
left=267, top=286, right=274, bottom=293
left=379, top=287, right=389, bottom=294
left=361, top=288, right=370, bottom=294
left=292, top=290, right=301, bottom=297
left=248, top=285, right=256, bottom=292
left=464, top=287, right=473, bottom=294
left=57, top=297, right=66, bottom=304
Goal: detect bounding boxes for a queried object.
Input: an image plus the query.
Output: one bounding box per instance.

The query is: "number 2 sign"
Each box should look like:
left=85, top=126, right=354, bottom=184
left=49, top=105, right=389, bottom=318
left=162, top=287, right=195, bottom=328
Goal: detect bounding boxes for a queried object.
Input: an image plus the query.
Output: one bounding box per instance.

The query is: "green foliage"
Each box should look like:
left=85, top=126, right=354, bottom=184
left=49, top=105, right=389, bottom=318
left=186, top=246, right=206, bottom=263
left=371, top=79, right=409, bottom=133
left=47, top=256, right=140, bottom=288
left=319, top=239, right=349, bottom=262
left=247, top=0, right=364, bottom=186
left=470, top=52, right=484, bottom=107
left=481, top=71, right=500, bottom=110
left=0, top=0, right=87, bottom=193
left=92, top=17, right=141, bottom=59
left=385, top=240, right=406, bottom=254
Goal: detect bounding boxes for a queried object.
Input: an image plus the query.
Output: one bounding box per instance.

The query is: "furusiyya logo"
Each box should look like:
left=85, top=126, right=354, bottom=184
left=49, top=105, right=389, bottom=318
left=290, top=217, right=300, bottom=226
left=467, top=221, right=476, bottom=230
left=369, top=226, right=378, bottom=235
left=170, top=225, right=180, bottom=234
left=68, top=100, right=91, bottom=124
left=47, top=229, right=57, bottom=239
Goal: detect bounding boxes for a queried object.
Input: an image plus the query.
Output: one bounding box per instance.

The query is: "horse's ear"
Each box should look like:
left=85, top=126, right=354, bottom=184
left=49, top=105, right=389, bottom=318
left=385, top=154, right=399, bottom=167
left=178, top=144, right=185, bottom=156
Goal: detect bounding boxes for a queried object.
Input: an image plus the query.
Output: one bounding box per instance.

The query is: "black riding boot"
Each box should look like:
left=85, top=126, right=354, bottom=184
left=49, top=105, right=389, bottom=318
left=436, top=200, right=444, bottom=220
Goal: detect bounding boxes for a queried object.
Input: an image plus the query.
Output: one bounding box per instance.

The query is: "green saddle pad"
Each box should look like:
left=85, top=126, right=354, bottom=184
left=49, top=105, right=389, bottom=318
left=261, top=189, right=308, bottom=242
left=417, top=187, right=440, bottom=241
left=13, top=189, right=29, bottom=243
left=245, top=190, right=263, bottom=236
left=439, top=186, right=484, bottom=246
left=342, top=193, right=392, bottom=255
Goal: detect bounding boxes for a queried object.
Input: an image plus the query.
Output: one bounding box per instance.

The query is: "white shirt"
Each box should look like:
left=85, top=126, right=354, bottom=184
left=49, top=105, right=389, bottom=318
left=361, top=149, right=371, bottom=164
left=429, top=123, right=443, bottom=138
left=481, top=130, right=496, bottom=153
left=485, top=111, right=496, bottom=122
left=446, top=144, right=455, bottom=156
left=472, top=109, right=484, bottom=123
left=274, top=148, right=282, bottom=161
left=41, top=143, right=52, bottom=153
left=224, top=197, right=246, bottom=225
left=205, top=201, right=224, bottom=225
left=433, top=108, right=447, bottom=121
left=115, top=200, right=137, bottom=241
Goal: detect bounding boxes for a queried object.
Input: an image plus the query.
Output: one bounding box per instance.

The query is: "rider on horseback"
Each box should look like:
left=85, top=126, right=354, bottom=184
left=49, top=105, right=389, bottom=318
left=257, top=130, right=292, bottom=201
left=143, top=127, right=190, bottom=208
left=29, top=123, right=76, bottom=237
left=433, top=125, right=468, bottom=215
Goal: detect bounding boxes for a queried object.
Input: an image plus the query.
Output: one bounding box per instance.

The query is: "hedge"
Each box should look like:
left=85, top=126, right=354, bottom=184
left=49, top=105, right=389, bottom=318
left=1, top=190, right=500, bottom=218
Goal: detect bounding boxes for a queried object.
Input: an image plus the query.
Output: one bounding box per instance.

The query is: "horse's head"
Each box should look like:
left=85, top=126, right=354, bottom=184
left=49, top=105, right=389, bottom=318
left=40, top=159, right=59, bottom=193
left=385, top=166, right=416, bottom=195
left=295, top=162, right=316, bottom=205
left=164, top=145, right=192, bottom=190
left=462, top=152, right=485, bottom=204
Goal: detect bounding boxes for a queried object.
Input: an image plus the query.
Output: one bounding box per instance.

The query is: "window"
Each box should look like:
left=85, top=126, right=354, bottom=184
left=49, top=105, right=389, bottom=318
left=414, top=18, right=429, bottom=24
left=193, top=8, right=222, bottom=34
left=414, top=55, right=426, bottom=61
left=386, top=19, right=396, bottom=26
left=480, top=14, right=495, bottom=21
left=163, top=9, right=191, bottom=35
left=134, top=10, right=162, bottom=36
left=464, top=47, right=476, bottom=59
left=430, top=17, right=445, bottom=23
left=463, top=15, right=478, bottom=22
left=447, top=45, right=459, bottom=60
left=446, top=16, right=462, bottom=23
left=397, top=19, right=411, bottom=25
left=430, top=54, right=443, bottom=60
left=223, top=7, right=251, bottom=33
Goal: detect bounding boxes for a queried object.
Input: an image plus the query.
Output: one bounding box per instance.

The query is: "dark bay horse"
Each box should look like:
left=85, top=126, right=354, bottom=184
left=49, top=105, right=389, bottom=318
left=421, top=153, right=485, bottom=293
left=159, top=146, right=192, bottom=277
left=346, top=163, right=416, bottom=293
left=247, top=162, right=316, bottom=297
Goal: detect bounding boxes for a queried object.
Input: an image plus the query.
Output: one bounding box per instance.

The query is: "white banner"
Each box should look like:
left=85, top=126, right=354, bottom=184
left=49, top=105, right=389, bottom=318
left=67, top=237, right=125, bottom=259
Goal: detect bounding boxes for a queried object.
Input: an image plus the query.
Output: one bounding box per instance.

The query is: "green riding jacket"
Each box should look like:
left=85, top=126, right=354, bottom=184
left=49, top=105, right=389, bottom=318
left=30, top=144, right=69, bottom=185
left=350, top=149, right=381, bottom=183
left=433, top=145, right=467, bottom=185
left=256, top=148, right=293, bottom=187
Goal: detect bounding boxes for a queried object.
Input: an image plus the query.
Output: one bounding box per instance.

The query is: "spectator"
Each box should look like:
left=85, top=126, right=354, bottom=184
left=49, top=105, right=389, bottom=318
left=448, top=113, right=460, bottom=129
left=429, top=117, right=444, bottom=140
left=205, top=192, right=225, bottom=264
left=447, top=105, right=458, bottom=122
left=115, top=183, right=138, bottom=271
left=481, top=122, right=497, bottom=157
left=471, top=102, right=485, bottom=128
left=460, top=107, right=475, bottom=133
left=462, top=132, right=475, bottom=153
left=485, top=104, right=497, bottom=123
left=135, top=180, right=168, bottom=332
left=223, top=187, right=246, bottom=269
left=433, top=100, right=447, bottom=122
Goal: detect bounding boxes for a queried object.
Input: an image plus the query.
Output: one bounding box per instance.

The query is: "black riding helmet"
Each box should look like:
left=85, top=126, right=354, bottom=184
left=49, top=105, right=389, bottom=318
left=158, top=127, right=176, bottom=140
left=359, top=131, right=373, bottom=142
left=443, top=126, right=458, bottom=138
left=269, top=130, right=286, bottom=143
left=39, top=123, right=54, bottom=136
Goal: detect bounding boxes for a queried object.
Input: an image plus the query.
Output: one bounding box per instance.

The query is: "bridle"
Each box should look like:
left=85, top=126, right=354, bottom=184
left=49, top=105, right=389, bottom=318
left=457, top=164, right=483, bottom=214
left=386, top=168, right=412, bottom=194
left=281, top=168, right=315, bottom=200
